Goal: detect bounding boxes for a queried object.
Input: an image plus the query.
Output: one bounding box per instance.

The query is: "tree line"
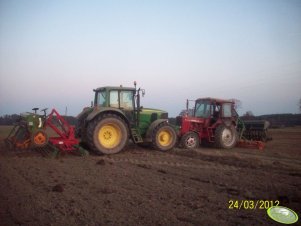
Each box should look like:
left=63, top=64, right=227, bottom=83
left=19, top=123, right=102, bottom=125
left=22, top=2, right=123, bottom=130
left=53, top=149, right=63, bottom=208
left=1, top=113, right=301, bottom=128
left=0, top=114, right=77, bottom=126
left=169, top=113, right=301, bottom=128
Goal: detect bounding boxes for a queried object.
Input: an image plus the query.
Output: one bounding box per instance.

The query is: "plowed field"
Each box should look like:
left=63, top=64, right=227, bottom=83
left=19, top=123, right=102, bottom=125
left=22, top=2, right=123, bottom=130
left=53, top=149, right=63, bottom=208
left=0, top=127, right=300, bottom=226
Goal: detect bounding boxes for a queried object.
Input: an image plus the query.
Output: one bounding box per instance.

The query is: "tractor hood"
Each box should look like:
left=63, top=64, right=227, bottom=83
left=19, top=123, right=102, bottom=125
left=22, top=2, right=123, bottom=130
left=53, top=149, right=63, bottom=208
left=141, top=108, right=167, bottom=114
left=140, top=108, right=168, bottom=120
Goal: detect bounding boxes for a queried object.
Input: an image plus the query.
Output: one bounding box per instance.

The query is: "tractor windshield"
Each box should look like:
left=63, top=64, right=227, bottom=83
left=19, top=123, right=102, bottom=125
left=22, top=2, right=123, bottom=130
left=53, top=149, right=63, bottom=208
left=109, top=90, right=134, bottom=109
left=120, top=91, right=134, bottom=110
left=195, top=100, right=211, bottom=118
left=96, top=91, right=107, bottom=107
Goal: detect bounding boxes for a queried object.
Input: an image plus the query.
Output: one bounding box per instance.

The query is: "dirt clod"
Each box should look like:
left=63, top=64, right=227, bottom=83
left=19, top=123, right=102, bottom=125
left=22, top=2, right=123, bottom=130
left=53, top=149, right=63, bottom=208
left=52, top=184, right=64, bottom=192
left=137, top=164, right=151, bottom=169
left=96, top=159, right=105, bottom=165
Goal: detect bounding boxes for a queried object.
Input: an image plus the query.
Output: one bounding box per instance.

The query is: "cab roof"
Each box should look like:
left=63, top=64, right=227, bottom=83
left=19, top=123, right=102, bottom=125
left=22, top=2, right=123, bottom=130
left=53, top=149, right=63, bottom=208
left=196, top=97, right=234, bottom=104
left=94, top=86, right=136, bottom=92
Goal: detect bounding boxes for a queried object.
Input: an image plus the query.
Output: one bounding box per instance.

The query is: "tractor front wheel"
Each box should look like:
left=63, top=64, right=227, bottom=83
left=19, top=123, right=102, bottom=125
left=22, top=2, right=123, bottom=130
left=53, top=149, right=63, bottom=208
left=181, top=132, right=199, bottom=149
left=87, top=114, right=128, bottom=155
left=152, top=123, right=177, bottom=151
left=215, top=125, right=238, bottom=149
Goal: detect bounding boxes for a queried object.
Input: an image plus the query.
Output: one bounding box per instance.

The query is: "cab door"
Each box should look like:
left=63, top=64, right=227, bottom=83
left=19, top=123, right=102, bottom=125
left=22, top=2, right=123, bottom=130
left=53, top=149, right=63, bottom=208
left=119, top=90, right=135, bottom=125
left=194, top=100, right=212, bottom=127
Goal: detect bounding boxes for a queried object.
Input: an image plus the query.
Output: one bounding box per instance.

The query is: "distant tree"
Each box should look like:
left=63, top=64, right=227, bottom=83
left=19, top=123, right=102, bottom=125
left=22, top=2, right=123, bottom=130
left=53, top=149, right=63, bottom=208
left=179, top=110, right=186, bottom=116
left=179, top=108, right=194, bottom=116
left=0, top=114, right=20, bottom=125
left=243, top=111, right=255, bottom=120
left=244, top=111, right=254, bottom=117
left=63, top=116, right=77, bottom=125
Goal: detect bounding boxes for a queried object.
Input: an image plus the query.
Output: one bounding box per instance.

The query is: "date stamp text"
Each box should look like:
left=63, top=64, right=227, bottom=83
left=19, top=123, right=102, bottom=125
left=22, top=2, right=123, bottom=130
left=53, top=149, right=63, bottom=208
left=228, top=200, right=280, bottom=210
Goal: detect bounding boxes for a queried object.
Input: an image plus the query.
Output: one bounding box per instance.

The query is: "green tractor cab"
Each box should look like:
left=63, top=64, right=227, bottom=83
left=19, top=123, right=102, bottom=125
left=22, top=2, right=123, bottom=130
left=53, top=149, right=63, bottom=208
left=77, top=82, right=177, bottom=155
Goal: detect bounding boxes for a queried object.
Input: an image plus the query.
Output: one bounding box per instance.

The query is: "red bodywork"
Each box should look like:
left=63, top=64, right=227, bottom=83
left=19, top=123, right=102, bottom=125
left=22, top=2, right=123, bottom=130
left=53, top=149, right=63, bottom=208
left=237, top=140, right=265, bottom=150
left=178, top=98, right=266, bottom=150
left=45, top=109, right=79, bottom=152
left=177, top=98, right=237, bottom=144
left=179, top=116, right=215, bottom=142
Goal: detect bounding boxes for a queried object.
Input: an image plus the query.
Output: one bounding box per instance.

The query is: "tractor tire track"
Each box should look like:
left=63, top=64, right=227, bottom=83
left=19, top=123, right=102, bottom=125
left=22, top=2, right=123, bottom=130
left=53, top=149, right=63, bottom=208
left=102, top=155, right=239, bottom=172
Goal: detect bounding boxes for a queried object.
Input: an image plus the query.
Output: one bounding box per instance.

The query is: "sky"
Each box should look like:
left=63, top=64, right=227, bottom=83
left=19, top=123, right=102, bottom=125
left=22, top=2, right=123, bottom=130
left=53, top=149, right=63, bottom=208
left=0, top=0, right=300, bottom=117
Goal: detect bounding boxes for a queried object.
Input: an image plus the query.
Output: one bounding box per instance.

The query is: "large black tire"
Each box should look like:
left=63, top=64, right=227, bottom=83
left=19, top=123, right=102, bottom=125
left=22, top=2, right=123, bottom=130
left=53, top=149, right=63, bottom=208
left=215, top=125, right=238, bottom=149
left=75, top=119, right=83, bottom=138
left=76, top=111, right=91, bottom=140
left=76, top=119, right=89, bottom=148
left=181, top=132, right=199, bottom=149
left=152, top=123, right=177, bottom=151
left=87, top=114, right=129, bottom=155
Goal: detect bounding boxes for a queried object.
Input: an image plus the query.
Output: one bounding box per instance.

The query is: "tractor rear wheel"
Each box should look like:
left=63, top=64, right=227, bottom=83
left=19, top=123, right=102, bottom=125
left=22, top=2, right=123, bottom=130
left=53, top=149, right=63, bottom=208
left=215, top=125, right=238, bottom=149
left=87, top=114, right=128, bottom=155
left=181, top=132, right=199, bottom=149
left=152, top=123, right=177, bottom=151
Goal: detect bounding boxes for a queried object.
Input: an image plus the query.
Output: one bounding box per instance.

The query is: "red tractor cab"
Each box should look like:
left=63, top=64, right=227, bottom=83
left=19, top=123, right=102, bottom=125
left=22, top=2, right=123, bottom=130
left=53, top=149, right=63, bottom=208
left=177, top=98, right=239, bottom=149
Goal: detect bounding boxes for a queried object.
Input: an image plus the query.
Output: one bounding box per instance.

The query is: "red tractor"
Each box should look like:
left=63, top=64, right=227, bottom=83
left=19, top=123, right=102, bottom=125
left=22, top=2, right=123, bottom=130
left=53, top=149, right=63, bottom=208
left=176, top=98, right=270, bottom=149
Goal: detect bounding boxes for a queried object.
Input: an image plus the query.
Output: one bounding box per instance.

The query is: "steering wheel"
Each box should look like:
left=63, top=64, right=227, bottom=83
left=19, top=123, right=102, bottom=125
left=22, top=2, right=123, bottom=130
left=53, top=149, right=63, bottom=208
left=32, top=108, right=39, bottom=114
left=41, top=108, right=48, bottom=117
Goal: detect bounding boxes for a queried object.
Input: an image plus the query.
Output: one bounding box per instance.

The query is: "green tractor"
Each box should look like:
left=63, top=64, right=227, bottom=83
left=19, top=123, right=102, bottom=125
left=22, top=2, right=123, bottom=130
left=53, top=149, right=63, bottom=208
left=76, top=82, right=177, bottom=154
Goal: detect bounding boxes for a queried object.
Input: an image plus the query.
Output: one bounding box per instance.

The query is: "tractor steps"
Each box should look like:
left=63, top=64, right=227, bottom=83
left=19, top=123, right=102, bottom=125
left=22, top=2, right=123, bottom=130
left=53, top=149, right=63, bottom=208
left=131, top=128, right=143, bottom=143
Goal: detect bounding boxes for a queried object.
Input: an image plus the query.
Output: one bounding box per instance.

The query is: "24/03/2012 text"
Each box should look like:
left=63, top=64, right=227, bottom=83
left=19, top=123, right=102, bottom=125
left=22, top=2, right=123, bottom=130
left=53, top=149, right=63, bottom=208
left=228, top=200, right=280, bottom=210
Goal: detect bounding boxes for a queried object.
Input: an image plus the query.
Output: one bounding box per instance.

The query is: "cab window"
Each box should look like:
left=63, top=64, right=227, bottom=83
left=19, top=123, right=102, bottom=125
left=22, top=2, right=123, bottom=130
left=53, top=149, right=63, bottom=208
left=195, top=101, right=210, bottom=118
left=96, top=91, right=107, bottom=107
left=120, top=91, right=134, bottom=109
left=109, top=90, right=119, bottom=108
left=222, top=103, right=232, bottom=117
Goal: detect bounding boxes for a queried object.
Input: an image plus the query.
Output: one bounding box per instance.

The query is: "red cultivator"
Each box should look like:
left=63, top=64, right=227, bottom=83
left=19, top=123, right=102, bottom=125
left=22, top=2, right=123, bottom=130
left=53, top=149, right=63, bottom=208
left=5, top=108, right=86, bottom=155
left=236, top=140, right=265, bottom=150
left=45, top=109, right=79, bottom=152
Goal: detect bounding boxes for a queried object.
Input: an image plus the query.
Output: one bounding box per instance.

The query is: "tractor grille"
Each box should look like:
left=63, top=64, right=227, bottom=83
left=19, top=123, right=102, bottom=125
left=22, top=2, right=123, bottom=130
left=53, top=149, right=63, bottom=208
left=151, top=113, right=158, bottom=122
left=161, top=113, right=168, bottom=119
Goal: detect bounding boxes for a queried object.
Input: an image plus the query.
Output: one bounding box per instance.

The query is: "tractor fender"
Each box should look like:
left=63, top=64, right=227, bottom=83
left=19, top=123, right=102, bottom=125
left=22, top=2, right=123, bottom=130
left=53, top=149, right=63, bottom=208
left=86, top=107, right=129, bottom=124
left=77, top=107, right=93, bottom=121
left=145, top=119, right=168, bottom=142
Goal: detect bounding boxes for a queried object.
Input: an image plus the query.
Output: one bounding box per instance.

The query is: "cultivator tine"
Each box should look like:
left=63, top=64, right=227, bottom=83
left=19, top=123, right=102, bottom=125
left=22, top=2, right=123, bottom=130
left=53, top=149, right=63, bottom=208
left=34, top=145, right=51, bottom=157
left=4, top=138, right=14, bottom=150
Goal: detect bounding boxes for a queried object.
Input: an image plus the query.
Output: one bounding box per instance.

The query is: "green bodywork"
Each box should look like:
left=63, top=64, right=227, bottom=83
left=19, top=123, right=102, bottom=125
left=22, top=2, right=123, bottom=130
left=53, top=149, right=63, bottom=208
left=5, top=111, right=45, bottom=149
left=20, top=112, right=44, bottom=132
left=77, top=86, right=169, bottom=143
